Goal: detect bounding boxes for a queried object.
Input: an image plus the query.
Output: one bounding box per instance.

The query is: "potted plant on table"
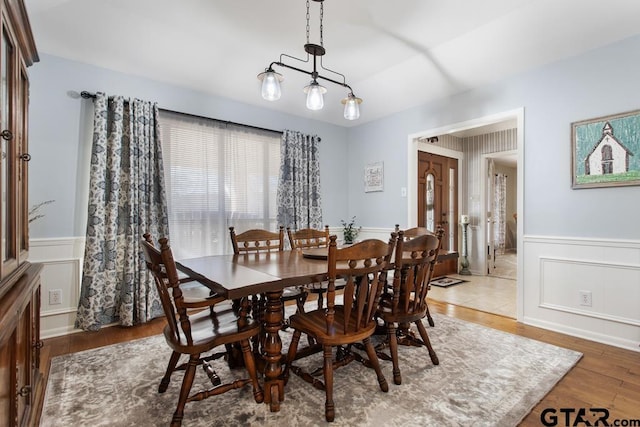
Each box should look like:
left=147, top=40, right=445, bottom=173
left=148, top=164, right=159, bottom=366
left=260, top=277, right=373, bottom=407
left=341, top=216, right=361, bottom=244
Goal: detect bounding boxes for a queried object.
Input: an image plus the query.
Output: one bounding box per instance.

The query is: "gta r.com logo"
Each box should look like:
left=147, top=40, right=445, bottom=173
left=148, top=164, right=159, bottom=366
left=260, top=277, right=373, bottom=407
left=541, top=408, right=640, bottom=426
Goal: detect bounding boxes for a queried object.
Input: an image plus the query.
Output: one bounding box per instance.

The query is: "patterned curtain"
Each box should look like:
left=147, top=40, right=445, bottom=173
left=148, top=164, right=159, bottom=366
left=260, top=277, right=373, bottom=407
left=493, top=173, right=507, bottom=255
left=276, top=130, right=323, bottom=230
left=76, top=93, right=169, bottom=331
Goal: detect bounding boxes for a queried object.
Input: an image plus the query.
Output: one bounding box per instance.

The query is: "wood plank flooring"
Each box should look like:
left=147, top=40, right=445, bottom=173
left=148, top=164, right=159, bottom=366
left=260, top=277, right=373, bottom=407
left=37, top=300, right=640, bottom=426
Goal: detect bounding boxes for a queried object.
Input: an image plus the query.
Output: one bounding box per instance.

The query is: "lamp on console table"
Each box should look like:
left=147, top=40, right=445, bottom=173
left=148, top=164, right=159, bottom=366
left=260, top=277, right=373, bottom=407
left=460, top=215, right=471, bottom=275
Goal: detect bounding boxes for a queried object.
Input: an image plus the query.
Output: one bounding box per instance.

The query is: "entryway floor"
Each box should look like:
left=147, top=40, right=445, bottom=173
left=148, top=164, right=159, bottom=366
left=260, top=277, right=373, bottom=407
left=428, top=273, right=516, bottom=318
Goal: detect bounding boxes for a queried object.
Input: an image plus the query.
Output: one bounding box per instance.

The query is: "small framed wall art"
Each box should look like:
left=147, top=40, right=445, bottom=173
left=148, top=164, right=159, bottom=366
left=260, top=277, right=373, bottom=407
left=571, top=109, right=640, bottom=189
left=364, top=161, right=384, bottom=192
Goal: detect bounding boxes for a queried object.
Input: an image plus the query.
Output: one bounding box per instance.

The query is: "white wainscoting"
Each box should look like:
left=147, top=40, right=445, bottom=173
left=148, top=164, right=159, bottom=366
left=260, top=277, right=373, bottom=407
left=522, top=235, right=640, bottom=352
left=30, top=233, right=640, bottom=352
left=29, top=237, right=85, bottom=338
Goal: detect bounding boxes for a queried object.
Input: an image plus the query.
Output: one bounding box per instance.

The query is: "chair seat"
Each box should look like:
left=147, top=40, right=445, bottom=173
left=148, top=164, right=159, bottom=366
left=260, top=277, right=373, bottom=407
left=377, top=297, right=427, bottom=324
left=165, top=308, right=260, bottom=355
left=289, top=307, right=377, bottom=346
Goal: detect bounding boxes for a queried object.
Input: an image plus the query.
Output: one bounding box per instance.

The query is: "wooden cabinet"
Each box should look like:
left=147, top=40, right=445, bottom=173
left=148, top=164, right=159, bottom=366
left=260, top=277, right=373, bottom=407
left=0, top=264, right=42, bottom=427
left=0, top=0, right=40, bottom=426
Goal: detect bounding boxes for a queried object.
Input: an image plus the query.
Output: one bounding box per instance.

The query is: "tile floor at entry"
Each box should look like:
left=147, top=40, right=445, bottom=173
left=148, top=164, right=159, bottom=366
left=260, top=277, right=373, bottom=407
left=428, top=252, right=517, bottom=318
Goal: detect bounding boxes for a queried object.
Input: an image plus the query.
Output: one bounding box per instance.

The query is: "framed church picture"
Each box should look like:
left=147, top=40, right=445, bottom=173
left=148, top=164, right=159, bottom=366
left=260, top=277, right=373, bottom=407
left=571, top=109, right=640, bottom=189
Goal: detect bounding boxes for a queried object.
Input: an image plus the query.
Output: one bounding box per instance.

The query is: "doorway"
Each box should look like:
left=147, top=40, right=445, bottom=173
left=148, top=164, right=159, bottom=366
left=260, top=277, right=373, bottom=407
left=486, top=153, right=517, bottom=280
left=407, top=108, right=524, bottom=320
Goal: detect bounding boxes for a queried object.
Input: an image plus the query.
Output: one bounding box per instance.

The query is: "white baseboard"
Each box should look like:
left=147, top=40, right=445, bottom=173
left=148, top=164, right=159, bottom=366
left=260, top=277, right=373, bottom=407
left=522, top=316, right=640, bottom=352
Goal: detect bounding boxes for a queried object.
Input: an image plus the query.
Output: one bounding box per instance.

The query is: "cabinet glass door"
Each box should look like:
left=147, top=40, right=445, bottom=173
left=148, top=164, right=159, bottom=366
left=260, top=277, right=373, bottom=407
left=1, top=27, right=17, bottom=278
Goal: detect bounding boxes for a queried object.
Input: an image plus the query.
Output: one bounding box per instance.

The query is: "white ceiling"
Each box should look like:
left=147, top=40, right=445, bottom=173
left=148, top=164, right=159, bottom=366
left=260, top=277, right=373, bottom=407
left=25, top=0, right=640, bottom=127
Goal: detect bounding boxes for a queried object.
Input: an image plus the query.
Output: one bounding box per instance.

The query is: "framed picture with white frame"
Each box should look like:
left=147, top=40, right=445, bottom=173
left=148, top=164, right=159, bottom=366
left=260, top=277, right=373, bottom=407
left=364, top=161, right=384, bottom=192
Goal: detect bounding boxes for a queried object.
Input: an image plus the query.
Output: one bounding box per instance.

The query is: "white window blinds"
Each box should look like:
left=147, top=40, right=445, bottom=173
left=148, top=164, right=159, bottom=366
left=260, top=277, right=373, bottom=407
left=159, top=110, right=281, bottom=259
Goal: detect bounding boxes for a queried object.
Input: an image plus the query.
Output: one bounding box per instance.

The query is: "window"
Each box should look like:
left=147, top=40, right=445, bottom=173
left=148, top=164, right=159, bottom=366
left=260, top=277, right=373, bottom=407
left=159, top=111, right=281, bottom=259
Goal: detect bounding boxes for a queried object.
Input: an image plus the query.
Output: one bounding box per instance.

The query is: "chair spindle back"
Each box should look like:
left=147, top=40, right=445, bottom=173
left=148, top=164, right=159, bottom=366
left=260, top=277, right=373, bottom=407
left=326, top=234, right=396, bottom=334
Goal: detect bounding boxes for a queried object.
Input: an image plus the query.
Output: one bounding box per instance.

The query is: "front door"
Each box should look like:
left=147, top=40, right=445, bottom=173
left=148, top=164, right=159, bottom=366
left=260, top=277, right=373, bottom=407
left=417, top=151, right=458, bottom=275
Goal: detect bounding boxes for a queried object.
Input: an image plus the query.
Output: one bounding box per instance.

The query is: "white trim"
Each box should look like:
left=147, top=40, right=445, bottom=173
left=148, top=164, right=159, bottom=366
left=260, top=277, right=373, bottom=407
left=29, top=237, right=83, bottom=247
left=29, top=237, right=85, bottom=338
left=522, top=316, right=640, bottom=353
left=524, top=234, right=640, bottom=248
left=538, top=256, right=640, bottom=327
left=41, top=325, right=83, bottom=340
left=41, top=307, right=78, bottom=318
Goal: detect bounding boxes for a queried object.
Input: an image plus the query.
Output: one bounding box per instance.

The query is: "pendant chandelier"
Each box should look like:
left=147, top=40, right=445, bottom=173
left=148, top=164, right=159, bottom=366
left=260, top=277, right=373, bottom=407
left=257, top=0, right=362, bottom=120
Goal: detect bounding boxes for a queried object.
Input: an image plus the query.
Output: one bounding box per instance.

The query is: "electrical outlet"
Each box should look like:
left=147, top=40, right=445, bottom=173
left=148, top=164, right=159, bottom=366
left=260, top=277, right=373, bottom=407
left=579, top=290, right=592, bottom=307
left=49, top=289, right=62, bottom=305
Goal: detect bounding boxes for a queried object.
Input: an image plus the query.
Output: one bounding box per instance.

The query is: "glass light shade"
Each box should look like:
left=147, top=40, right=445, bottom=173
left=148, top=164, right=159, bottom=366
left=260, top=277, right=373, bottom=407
left=342, top=93, right=362, bottom=120
left=258, top=70, right=282, bottom=101
left=303, top=81, right=326, bottom=110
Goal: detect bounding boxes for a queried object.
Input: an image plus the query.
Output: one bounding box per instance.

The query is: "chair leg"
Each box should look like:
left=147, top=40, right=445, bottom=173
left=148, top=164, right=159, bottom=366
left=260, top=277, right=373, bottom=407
left=363, top=337, right=389, bottom=393
left=387, top=323, right=402, bottom=385
left=416, top=320, right=439, bottom=365
left=317, top=290, right=324, bottom=309
left=323, top=345, right=335, bottom=422
left=171, top=354, right=199, bottom=427
left=240, top=339, right=264, bottom=403
left=425, top=301, right=435, bottom=327
left=283, top=330, right=302, bottom=384
left=252, top=294, right=266, bottom=357
left=159, top=351, right=181, bottom=393
left=295, top=290, right=307, bottom=313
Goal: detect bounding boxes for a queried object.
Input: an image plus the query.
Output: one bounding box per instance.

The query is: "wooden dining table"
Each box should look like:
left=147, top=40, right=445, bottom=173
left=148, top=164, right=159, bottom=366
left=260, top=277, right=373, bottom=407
left=176, top=249, right=329, bottom=412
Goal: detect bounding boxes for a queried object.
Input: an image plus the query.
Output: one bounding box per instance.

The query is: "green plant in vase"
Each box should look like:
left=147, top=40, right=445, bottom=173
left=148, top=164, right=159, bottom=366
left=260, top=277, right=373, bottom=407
left=341, top=216, right=361, bottom=244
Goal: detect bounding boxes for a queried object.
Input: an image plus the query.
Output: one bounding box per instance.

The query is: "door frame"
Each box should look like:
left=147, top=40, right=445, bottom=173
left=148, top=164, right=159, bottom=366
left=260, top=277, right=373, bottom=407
left=407, top=107, right=524, bottom=321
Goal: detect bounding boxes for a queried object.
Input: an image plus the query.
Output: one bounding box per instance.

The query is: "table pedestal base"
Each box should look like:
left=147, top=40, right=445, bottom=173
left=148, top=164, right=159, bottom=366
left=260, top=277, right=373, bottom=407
left=263, top=290, right=285, bottom=411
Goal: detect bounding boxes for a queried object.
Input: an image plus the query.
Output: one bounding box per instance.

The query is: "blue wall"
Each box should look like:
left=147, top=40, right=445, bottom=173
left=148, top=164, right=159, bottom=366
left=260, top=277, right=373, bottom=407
left=346, top=34, right=640, bottom=239
left=29, top=34, right=640, bottom=241
left=28, top=54, right=350, bottom=238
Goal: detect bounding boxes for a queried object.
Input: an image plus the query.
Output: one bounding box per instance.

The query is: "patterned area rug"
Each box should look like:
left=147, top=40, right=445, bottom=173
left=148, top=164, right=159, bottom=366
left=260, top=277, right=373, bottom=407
left=41, top=313, right=581, bottom=427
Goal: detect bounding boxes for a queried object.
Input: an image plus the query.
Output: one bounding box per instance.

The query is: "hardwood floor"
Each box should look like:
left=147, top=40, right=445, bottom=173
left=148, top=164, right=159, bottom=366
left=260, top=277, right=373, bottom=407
left=37, top=301, right=639, bottom=426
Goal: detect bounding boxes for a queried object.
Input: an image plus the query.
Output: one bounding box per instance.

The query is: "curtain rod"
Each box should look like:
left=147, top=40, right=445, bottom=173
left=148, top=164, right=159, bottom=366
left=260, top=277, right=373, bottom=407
left=79, top=91, right=284, bottom=137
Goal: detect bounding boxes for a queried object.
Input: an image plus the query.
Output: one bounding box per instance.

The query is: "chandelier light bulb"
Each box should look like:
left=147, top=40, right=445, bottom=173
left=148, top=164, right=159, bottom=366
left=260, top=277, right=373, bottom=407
left=258, top=70, right=283, bottom=101
left=304, top=80, right=327, bottom=111
left=342, top=93, right=362, bottom=120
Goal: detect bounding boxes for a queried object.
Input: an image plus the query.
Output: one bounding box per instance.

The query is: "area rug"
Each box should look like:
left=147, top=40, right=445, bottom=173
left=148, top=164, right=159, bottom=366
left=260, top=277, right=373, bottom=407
left=430, top=276, right=468, bottom=287
left=41, top=313, right=581, bottom=427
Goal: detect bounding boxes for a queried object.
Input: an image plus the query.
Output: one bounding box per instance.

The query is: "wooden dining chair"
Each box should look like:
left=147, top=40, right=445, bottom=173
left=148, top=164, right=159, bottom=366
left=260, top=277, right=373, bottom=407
left=376, top=228, right=444, bottom=385
left=287, top=225, right=339, bottom=309
left=141, top=237, right=263, bottom=427
left=229, top=225, right=307, bottom=332
left=229, top=226, right=285, bottom=254
left=284, top=235, right=396, bottom=422
left=286, top=225, right=330, bottom=250
left=393, top=224, right=441, bottom=327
